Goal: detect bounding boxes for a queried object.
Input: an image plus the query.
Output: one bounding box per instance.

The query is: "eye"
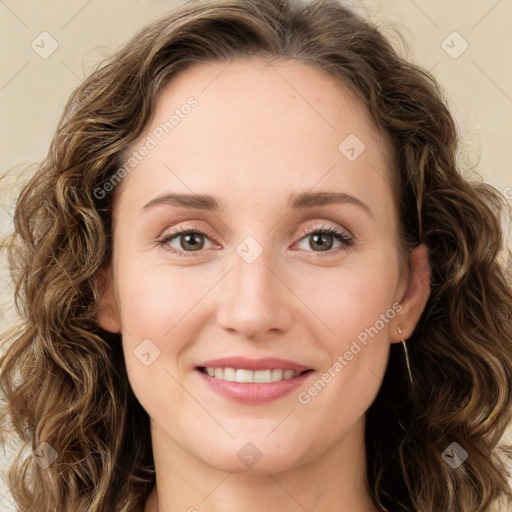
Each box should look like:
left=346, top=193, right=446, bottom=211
left=157, top=227, right=215, bottom=257
left=294, top=225, right=353, bottom=257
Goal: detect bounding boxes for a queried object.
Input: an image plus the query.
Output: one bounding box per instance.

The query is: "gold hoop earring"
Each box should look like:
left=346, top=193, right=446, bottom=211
left=397, top=326, right=414, bottom=389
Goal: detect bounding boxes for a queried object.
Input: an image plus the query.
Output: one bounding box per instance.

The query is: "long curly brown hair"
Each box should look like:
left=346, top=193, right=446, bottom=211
left=1, top=0, right=511, bottom=511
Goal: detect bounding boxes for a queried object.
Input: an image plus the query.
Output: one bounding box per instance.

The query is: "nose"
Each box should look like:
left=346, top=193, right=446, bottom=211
left=216, top=246, right=294, bottom=341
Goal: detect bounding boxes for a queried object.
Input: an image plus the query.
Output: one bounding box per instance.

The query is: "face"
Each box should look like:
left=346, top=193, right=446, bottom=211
left=97, top=58, right=430, bottom=473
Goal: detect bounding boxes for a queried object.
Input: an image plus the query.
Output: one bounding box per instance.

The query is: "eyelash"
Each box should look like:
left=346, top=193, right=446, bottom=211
left=157, top=224, right=354, bottom=258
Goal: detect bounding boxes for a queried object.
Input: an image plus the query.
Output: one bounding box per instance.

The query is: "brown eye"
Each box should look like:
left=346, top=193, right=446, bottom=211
left=177, top=232, right=205, bottom=251
left=295, top=226, right=353, bottom=255
left=308, top=232, right=335, bottom=252
left=158, top=228, right=214, bottom=256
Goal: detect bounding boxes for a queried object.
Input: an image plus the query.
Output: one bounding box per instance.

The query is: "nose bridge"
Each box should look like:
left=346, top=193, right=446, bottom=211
left=216, top=237, right=292, bottom=339
left=233, top=246, right=274, bottom=300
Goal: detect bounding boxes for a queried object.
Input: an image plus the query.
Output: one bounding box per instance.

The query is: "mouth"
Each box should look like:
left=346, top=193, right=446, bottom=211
left=195, top=358, right=315, bottom=404
left=197, top=366, right=313, bottom=383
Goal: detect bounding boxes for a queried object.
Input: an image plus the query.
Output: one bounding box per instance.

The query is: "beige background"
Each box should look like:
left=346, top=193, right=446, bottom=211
left=1, top=0, right=511, bottom=510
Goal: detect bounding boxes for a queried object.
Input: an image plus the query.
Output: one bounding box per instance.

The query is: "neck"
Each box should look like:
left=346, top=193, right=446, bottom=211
left=145, top=416, right=378, bottom=512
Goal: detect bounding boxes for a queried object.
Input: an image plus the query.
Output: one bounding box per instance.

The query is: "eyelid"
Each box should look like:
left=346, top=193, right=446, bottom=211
left=294, top=221, right=354, bottom=241
left=158, top=221, right=217, bottom=242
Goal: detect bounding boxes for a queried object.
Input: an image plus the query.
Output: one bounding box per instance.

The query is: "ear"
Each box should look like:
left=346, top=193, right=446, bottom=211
left=392, top=244, right=431, bottom=342
left=94, top=264, right=122, bottom=333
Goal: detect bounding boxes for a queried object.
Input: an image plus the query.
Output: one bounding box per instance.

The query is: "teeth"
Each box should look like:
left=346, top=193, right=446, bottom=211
left=203, top=367, right=302, bottom=383
left=271, top=369, right=283, bottom=381
left=283, top=369, right=294, bottom=380
left=224, top=367, right=236, bottom=381
left=254, top=369, right=272, bottom=383
left=236, top=369, right=254, bottom=383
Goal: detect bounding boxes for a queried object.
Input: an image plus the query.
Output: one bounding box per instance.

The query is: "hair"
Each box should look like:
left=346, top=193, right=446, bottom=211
left=1, top=0, right=511, bottom=511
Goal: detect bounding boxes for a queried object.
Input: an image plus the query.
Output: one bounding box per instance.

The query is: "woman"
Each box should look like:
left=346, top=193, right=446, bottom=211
left=1, top=0, right=511, bottom=511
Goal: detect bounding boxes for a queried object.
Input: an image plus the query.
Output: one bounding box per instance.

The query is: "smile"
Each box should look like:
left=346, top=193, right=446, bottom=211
left=198, top=367, right=306, bottom=383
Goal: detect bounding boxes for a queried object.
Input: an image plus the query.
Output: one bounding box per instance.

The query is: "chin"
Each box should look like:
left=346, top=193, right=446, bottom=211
left=190, top=436, right=310, bottom=475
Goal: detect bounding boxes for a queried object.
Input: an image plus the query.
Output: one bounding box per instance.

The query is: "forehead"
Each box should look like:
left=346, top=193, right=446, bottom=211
left=116, top=58, right=394, bottom=215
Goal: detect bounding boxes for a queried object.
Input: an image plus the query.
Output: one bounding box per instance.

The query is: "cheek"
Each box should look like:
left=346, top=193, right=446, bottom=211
left=113, top=250, right=205, bottom=390
left=294, top=270, right=394, bottom=439
left=117, top=255, right=211, bottom=338
left=297, top=259, right=398, bottom=403
left=301, top=258, right=399, bottom=343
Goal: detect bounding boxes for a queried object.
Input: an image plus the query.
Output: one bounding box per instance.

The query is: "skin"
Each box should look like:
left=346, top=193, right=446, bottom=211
left=97, top=58, right=431, bottom=512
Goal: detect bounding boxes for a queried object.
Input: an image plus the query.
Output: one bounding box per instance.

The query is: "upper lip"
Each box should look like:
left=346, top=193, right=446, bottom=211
left=197, top=357, right=311, bottom=372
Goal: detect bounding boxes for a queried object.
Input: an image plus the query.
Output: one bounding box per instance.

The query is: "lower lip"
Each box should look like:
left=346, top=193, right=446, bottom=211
left=196, top=368, right=314, bottom=404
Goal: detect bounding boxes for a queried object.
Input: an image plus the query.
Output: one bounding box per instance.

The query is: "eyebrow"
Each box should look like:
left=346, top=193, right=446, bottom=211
left=142, top=191, right=373, bottom=217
